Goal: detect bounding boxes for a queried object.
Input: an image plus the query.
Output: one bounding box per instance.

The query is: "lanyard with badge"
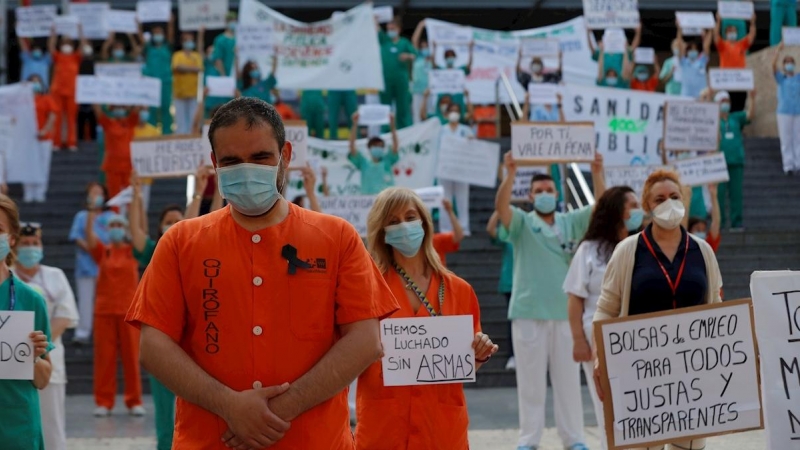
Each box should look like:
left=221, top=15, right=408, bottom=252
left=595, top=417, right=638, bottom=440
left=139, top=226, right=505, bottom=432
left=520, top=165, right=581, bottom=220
left=393, top=262, right=444, bottom=317
left=723, top=118, right=735, bottom=141
left=7, top=274, right=16, bottom=311
left=641, top=231, right=690, bottom=310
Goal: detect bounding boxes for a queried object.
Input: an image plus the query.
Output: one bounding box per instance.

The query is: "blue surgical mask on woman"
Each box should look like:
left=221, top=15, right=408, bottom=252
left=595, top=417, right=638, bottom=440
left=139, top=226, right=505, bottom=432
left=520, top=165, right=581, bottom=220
left=635, top=71, right=649, bottom=82
left=692, top=231, right=707, bottom=240
left=625, top=208, right=644, bottom=231
left=387, top=30, right=399, bottom=39
left=153, top=34, right=165, bottom=44
left=32, top=82, right=43, bottom=94
left=720, top=103, right=731, bottom=113
left=109, top=228, right=126, bottom=243
left=384, top=220, right=425, bottom=258
left=445, top=57, right=456, bottom=67
left=89, top=195, right=104, bottom=209
left=726, top=32, right=738, bottom=41
left=0, top=234, right=10, bottom=262
left=249, top=70, right=261, bottom=80
left=533, top=192, right=557, bottom=214
left=228, top=22, right=237, bottom=32
left=161, top=224, right=172, bottom=235
left=687, top=50, right=699, bottom=60
left=16, top=246, right=43, bottom=269
left=605, top=76, right=618, bottom=86
left=369, top=146, right=385, bottom=160
left=216, top=162, right=282, bottom=217
left=183, top=40, right=196, bottom=51
left=32, top=49, right=43, bottom=59
left=139, top=110, right=150, bottom=123
left=786, top=63, right=796, bottom=73
left=420, top=49, right=430, bottom=58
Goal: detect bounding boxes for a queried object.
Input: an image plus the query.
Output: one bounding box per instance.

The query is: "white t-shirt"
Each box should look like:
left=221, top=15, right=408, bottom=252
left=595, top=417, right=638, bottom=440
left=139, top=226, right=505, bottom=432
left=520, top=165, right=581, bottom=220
left=562, top=240, right=609, bottom=335
left=17, top=265, right=80, bottom=385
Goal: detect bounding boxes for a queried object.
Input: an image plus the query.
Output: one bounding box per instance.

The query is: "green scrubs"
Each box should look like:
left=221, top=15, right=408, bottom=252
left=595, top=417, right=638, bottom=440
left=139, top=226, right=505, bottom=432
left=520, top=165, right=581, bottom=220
left=0, top=275, right=54, bottom=450
left=212, top=33, right=236, bottom=76
left=592, top=49, right=634, bottom=78
left=328, top=90, right=358, bottom=140
left=301, top=90, right=326, bottom=138
left=348, top=151, right=400, bottom=195
left=143, top=43, right=174, bottom=135
left=241, top=74, right=277, bottom=104
left=379, top=31, right=415, bottom=129
left=135, top=238, right=175, bottom=450
left=433, top=93, right=467, bottom=125
left=771, top=0, right=798, bottom=45
left=718, top=111, right=749, bottom=228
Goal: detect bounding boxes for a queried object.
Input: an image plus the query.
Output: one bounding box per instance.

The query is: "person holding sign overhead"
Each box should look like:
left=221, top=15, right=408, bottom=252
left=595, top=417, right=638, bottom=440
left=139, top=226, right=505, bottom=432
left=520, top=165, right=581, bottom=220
left=592, top=170, right=723, bottom=450
left=171, top=28, right=205, bottom=135
left=630, top=58, right=661, bottom=92
left=495, top=151, right=606, bottom=450
left=92, top=104, right=141, bottom=198
left=676, top=27, right=713, bottom=98
left=349, top=111, right=400, bottom=195
left=20, top=38, right=52, bottom=90
left=0, top=195, right=54, bottom=450
left=516, top=49, right=563, bottom=89
left=659, top=39, right=683, bottom=96
left=101, top=31, right=142, bottom=63
left=433, top=41, right=475, bottom=75
left=140, top=16, right=176, bottom=134
left=773, top=41, right=800, bottom=175
left=355, top=187, right=498, bottom=450
left=716, top=89, right=755, bottom=231
left=714, top=11, right=757, bottom=69
left=588, top=25, right=641, bottom=78
left=48, top=24, right=89, bottom=152
left=596, top=43, right=632, bottom=89
left=378, top=18, right=417, bottom=130
left=240, top=56, right=278, bottom=105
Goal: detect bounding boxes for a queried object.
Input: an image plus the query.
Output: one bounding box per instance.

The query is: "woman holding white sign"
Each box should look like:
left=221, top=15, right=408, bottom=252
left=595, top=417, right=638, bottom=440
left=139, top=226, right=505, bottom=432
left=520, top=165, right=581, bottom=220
left=773, top=42, right=800, bottom=175
left=356, top=187, right=498, bottom=449
left=592, top=170, right=723, bottom=450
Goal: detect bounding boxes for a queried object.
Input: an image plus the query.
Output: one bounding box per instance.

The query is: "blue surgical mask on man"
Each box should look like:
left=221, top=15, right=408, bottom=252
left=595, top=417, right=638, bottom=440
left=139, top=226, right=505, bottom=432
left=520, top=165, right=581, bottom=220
left=249, top=70, right=261, bottom=80
left=228, top=22, right=237, bottom=32
left=387, top=30, right=399, bottom=39
left=216, top=161, right=282, bottom=217
left=625, top=208, right=644, bottom=231
left=369, top=146, right=385, bottom=161
left=605, top=76, right=618, bottom=86
left=16, top=246, right=44, bottom=269
left=533, top=192, right=557, bottom=214
left=32, top=49, right=43, bottom=59
left=720, top=102, right=731, bottom=113
left=445, top=57, right=456, bottom=67
left=153, top=34, right=165, bottom=44
left=384, top=220, right=425, bottom=258
left=687, top=50, right=699, bottom=60
left=420, top=49, right=430, bottom=58
left=635, top=70, right=649, bottom=81
left=109, top=228, right=126, bottom=243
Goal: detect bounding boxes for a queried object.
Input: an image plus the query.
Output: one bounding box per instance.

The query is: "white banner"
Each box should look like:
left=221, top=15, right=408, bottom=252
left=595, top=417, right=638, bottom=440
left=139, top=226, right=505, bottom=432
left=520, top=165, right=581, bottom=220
left=596, top=300, right=762, bottom=449
left=604, top=165, right=671, bottom=196
left=784, top=27, right=800, bottom=46
left=634, top=47, right=655, bottom=65
left=676, top=11, right=717, bottom=29
left=68, top=2, right=110, bottom=40
left=357, top=104, right=391, bottom=126
left=664, top=101, right=720, bottom=152
left=0, top=311, right=35, bottom=380
left=239, top=0, right=384, bottom=91
left=54, top=15, right=80, bottom=39
left=709, top=69, right=755, bottom=91
left=76, top=76, right=162, bottom=107
left=674, top=153, right=730, bottom=187
left=205, top=76, right=236, bottom=97
left=285, top=121, right=308, bottom=169
left=512, top=122, right=595, bottom=163
left=718, top=1, right=754, bottom=20
left=0, top=84, right=40, bottom=184
left=520, top=37, right=560, bottom=57
left=429, top=69, right=466, bottom=95
left=425, top=18, right=473, bottom=45
left=381, top=315, right=476, bottom=387
left=15, top=5, right=57, bottom=38
left=179, top=0, right=228, bottom=31
left=94, top=62, right=144, bottom=78
left=583, top=0, right=640, bottom=30
left=131, top=136, right=210, bottom=178
left=137, top=1, right=171, bottom=23
left=750, top=271, right=800, bottom=450
left=107, top=10, right=138, bottom=34
left=436, top=136, right=499, bottom=188
left=236, top=25, right=275, bottom=68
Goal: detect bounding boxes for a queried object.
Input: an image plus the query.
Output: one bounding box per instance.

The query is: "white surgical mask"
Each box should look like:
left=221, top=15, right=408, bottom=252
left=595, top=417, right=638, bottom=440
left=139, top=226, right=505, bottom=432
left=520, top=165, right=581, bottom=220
left=447, top=112, right=460, bottom=123
left=651, top=199, right=685, bottom=230
left=61, top=44, right=74, bottom=54
left=727, top=32, right=738, bottom=41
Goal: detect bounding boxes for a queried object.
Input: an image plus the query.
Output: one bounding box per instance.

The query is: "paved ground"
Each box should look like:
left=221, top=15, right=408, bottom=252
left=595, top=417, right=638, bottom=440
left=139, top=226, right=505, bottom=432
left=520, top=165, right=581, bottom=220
left=65, top=387, right=767, bottom=449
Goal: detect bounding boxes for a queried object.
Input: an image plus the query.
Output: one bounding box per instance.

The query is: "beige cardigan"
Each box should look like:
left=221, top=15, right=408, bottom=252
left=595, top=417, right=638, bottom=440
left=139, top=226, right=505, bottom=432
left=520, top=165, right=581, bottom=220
left=593, top=232, right=723, bottom=321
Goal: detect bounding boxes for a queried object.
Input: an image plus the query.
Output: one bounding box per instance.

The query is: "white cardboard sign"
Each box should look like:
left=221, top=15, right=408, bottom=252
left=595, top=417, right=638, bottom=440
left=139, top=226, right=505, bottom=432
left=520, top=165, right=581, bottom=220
left=676, top=12, right=717, bottom=30
left=68, top=2, right=110, bottom=40
left=94, top=62, right=144, bottom=79
left=285, top=121, right=309, bottom=169
left=317, top=196, right=375, bottom=236
left=76, top=76, right=162, bottom=107
left=373, top=6, right=393, bottom=24
left=236, top=25, right=274, bottom=64
left=521, top=38, right=560, bottom=57
left=205, top=76, right=236, bottom=97
left=674, top=153, right=730, bottom=187
left=428, top=69, right=466, bottom=95
left=15, top=5, right=58, bottom=38
left=178, top=0, right=228, bottom=31
left=136, top=1, right=171, bottom=23
left=634, top=47, right=655, bottom=65
left=436, top=135, right=500, bottom=189
left=107, top=10, right=139, bottom=34
left=106, top=186, right=134, bottom=207
left=54, top=15, right=80, bottom=39
left=750, top=271, right=800, bottom=449
left=131, top=136, right=210, bottom=178
left=583, top=0, right=640, bottom=30
left=511, top=122, right=595, bottom=163
left=664, top=101, right=721, bottom=152
left=709, top=69, right=755, bottom=91
left=602, top=30, right=628, bottom=54
left=380, top=315, right=476, bottom=387
left=358, top=104, right=391, bottom=126
left=528, top=83, right=559, bottom=105
left=0, top=311, right=35, bottom=380
left=604, top=165, right=672, bottom=196
left=414, top=186, right=445, bottom=210
left=596, top=300, right=762, bottom=449
left=783, top=27, right=800, bottom=47
left=718, top=1, right=754, bottom=20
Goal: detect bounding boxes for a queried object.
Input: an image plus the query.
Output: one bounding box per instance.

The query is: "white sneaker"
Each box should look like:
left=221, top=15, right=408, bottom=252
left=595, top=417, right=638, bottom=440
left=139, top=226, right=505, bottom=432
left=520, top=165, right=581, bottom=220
left=505, top=356, right=516, bottom=371
left=93, top=406, right=111, bottom=417
left=129, top=405, right=146, bottom=416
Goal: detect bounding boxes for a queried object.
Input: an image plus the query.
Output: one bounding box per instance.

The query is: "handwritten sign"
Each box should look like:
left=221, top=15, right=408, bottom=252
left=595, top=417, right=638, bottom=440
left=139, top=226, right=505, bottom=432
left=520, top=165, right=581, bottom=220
left=436, top=135, right=500, bottom=188
left=357, top=104, right=391, bottom=126
left=783, top=27, right=800, bottom=47
left=0, top=311, right=35, bottom=380
left=750, top=271, right=800, bottom=449
left=178, top=0, right=228, bottom=31
left=77, top=76, right=161, bottom=107
left=414, top=186, right=445, bottom=210
left=709, top=69, right=755, bottom=91
left=94, top=62, right=144, bottom=79
left=595, top=300, right=762, bottom=450
left=521, top=38, right=560, bottom=57
left=511, top=166, right=549, bottom=202
left=69, top=2, right=110, bottom=40
left=718, top=1, right=754, bottom=20
left=674, top=153, right=730, bottom=187
left=682, top=27, right=704, bottom=37
left=136, top=1, right=171, bottom=23
left=380, top=315, right=476, bottom=387
left=512, top=122, right=595, bottom=164
left=285, top=120, right=308, bottom=169
left=54, top=15, right=80, bottom=39
left=428, top=69, right=466, bottom=94
left=131, top=136, right=209, bottom=178
left=15, top=5, right=57, bottom=38
left=583, top=0, right=640, bottom=29
left=107, top=10, right=138, bottom=34
left=425, top=19, right=473, bottom=45
left=205, top=76, right=236, bottom=97
left=634, top=47, right=655, bottom=65
left=373, top=6, right=394, bottom=24
left=602, top=29, right=628, bottom=54
left=236, top=25, right=274, bottom=64
left=676, top=12, right=716, bottom=30
left=528, top=83, right=559, bottom=105
left=604, top=165, right=671, bottom=196
left=317, top=196, right=375, bottom=236
left=664, top=101, right=720, bottom=151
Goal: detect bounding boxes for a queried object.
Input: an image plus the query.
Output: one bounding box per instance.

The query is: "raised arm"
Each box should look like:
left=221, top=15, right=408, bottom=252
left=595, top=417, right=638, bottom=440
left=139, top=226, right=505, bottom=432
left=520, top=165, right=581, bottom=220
left=442, top=199, right=464, bottom=244
left=746, top=89, right=756, bottom=121
left=746, top=13, right=757, bottom=45
left=597, top=47, right=605, bottom=82
left=708, top=183, right=721, bottom=240
left=20, top=38, right=31, bottom=53
left=630, top=23, right=642, bottom=50
left=411, top=19, right=426, bottom=50
left=702, top=28, right=713, bottom=55
left=168, top=13, right=176, bottom=45
left=128, top=33, right=143, bottom=58
left=92, top=104, right=107, bottom=122
left=522, top=93, right=530, bottom=122
left=495, top=152, right=517, bottom=229
left=209, top=182, right=223, bottom=213
left=390, top=113, right=399, bottom=154
left=270, top=54, right=278, bottom=76
left=464, top=90, right=474, bottom=123
left=557, top=94, right=566, bottom=122
left=198, top=26, right=205, bottom=57
left=486, top=211, right=499, bottom=238
left=420, top=89, right=430, bottom=121
left=101, top=32, right=114, bottom=61
left=773, top=41, right=784, bottom=74
left=349, top=112, right=359, bottom=155
left=302, top=165, right=322, bottom=213
left=48, top=25, right=57, bottom=54
left=137, top=19, right=145, bottom=47
left=677, top=25, right=687, bottom=58
left=713, top=13, right=722, bottom=45
left=586, top=29, right=597, bottom=54
left=129, top=173, right=149, bottom=253
left=78, top=24, right=89, bottom=51
left=591, top=152, right=606, bottom=199
left=465, top=41, right=474, bottom=74
left=621, top=50, right=633, bottom=81
left=321, top=167, right=330, bottom=197
left=185, top=164, right=211, bottom=220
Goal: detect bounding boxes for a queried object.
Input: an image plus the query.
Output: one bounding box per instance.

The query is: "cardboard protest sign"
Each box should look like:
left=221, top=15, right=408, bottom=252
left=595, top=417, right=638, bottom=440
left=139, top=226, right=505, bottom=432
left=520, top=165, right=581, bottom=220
left=68, top=2, right=110, bottom=40
left=583, top=0, right=640, bottom=30
left=709, top=69, right=755, bottom=91
left=137, top=1, right=171, bottom=23
left=676, top=12, right=716, bottom=30
left=784, top=27, right=800, bottom=46
left=357, top=104, right=391, bottom=126
left=0, top=84, right=41, bottom=185
left=682, top=27, right=704, bottom=36
left=284, top=120, right=309, bottom=169
left=131, top=136, right=209, bottom=178
left=511, top=166, right=549, bottom=202
left=511, top=122, right=595, bottom=164
left=317, top=196, right=375, bottom=236
left=107, top=10, right=138, bottom=34
left=179, top=0, right=228, bottom=31
left=373, top=6, right=393, bottom=24
left=380, top=315, right=476, bottom=387
left=106, top=186, right=134, bottom=207
left=634, top=47, right=655, bottom=65
left=94, top=62, right=144, bottom=78
left=76, top=76, right=161, bottom=107
left=415, top=186, right=445, bottom=210
left=425, top=18, right=473, bottom=45
left=750, top=271, right=800, bottom=449
left=15, top=5, right=57, bottom=38
left=436, top=135, right=500, bottom=188
left=0, top=311, right=35, bottom=380
left=429, top=69, right=466, bottom=94
left=528, top=83, right=559, bottom=105
left=602, top=30, right=628, bottom=54
left=236, top=25, right=274, bottom=67
left=604, top=165, right=672, bottom=196
left=205, top=76, right=236, bottom=97
left=595, top=300, right=763, bottom=450
left=520, top=38, right=560, bottom=57
left=673, top=153, right=729, bottom=187
left=664, top=101, right=720, bottom=152
left=54, top=15, right=80, bottom=39
left=718, top=1, right=754, bottom=20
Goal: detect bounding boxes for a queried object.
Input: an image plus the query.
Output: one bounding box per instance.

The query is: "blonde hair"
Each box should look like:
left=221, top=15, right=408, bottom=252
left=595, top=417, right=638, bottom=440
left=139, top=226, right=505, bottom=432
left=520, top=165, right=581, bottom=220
left=0, top=195, right=20, bottom=266
left=641, top=169, right=683, bottom=213
left=366, top=187, right=448, bottom=276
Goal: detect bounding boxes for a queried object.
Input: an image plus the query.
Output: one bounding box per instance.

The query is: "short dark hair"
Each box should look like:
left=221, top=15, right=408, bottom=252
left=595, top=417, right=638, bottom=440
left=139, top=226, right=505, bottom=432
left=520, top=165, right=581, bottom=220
left=531, top=173, right=554, bottom=186
left=368, top=136, right=385, bottom=147
left=207, top=97, right=285, bottom=154
left=688, top=217, right=707, bottom=231
left=159, top=204, right=184, bottom=225
left=444, top=49, right=456, bottom=58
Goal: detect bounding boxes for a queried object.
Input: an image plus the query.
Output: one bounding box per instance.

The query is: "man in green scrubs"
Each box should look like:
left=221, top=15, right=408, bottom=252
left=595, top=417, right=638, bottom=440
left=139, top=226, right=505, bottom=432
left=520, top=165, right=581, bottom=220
left=213, top=13, right=237, bottom=76
left=348, top=112, right=400, bottom=194
left=378, top=19, right=416, bottom=129
left=301, top=90, right=326, bottom=138
left=716, top=90, right=755, bottom=230
left=139, top=18, right=175, bottom=134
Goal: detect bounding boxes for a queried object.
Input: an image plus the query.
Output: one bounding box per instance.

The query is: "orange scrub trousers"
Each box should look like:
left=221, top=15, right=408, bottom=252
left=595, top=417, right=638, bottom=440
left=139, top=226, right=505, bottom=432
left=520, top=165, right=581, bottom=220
left=50, top=51, right=81, bottom=148
left=98, top=111, right=139, bottom=198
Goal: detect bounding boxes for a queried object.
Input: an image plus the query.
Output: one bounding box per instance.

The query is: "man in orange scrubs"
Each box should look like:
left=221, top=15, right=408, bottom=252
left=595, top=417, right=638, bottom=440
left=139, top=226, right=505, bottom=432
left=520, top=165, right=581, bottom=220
left=93, top=105, right=140, bottom=198
left=48, top=25, right=88, bottom=152
left=126, top=97, right=398, bottom=449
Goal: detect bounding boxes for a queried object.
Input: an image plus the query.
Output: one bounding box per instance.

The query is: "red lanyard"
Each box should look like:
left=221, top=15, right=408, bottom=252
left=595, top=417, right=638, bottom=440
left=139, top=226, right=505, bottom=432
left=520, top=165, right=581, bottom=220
left=641, top=231, right=690, bottom=310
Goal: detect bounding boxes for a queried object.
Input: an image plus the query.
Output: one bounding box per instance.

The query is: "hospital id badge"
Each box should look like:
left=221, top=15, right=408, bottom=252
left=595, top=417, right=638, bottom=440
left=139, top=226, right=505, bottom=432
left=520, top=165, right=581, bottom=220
left=725, top=132, right=735, bottom=140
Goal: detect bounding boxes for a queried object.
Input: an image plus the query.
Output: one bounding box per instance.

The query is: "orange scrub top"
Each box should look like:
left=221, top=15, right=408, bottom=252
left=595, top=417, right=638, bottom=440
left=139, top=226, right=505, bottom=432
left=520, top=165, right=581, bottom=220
left=34, top=94, right=59, bottom=140
left=716, top=39, right=751, bottom=69
left=473, top=106, right=497, bottom=139
left=433, top=232, right=460, bottom=266
left=92, top=243, right=140, bottom=316
left=50, top=51, right=82, bottom=97
left=630, top=76, right=659, bottom=92
left=126, top=204, right=399, bottom=450
left=355, top=269, right=482, bottom=450
left=98, top=112, right=139, bottom=173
